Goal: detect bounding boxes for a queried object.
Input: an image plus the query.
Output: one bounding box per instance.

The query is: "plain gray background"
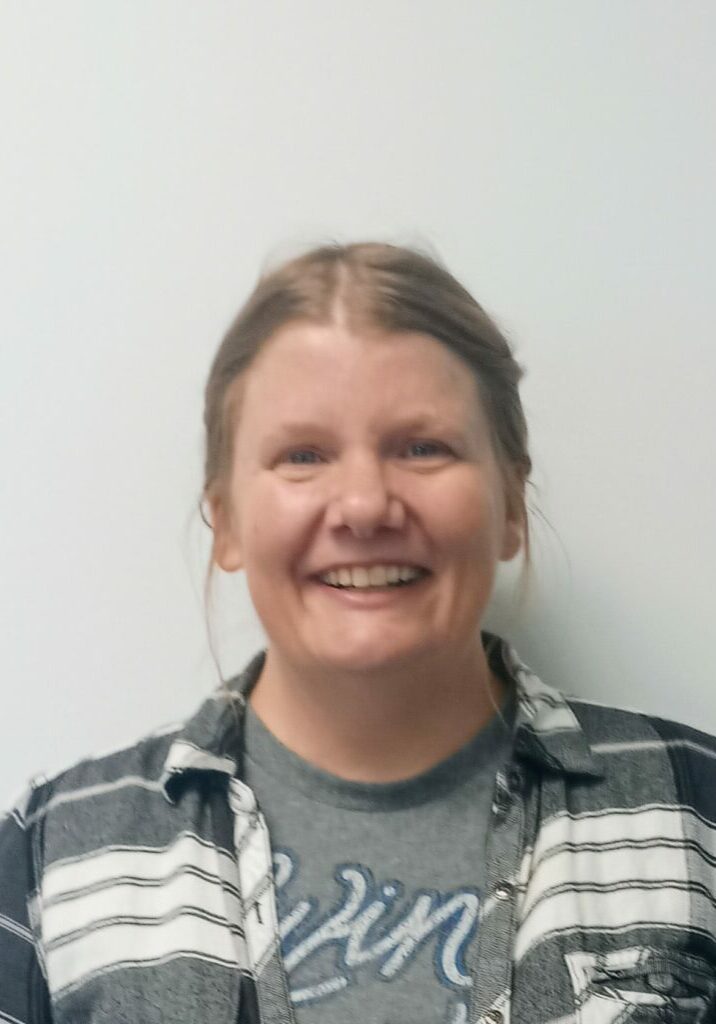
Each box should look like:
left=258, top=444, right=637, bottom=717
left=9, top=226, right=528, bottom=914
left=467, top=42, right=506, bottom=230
left=1, top=2, right=714, bottom=806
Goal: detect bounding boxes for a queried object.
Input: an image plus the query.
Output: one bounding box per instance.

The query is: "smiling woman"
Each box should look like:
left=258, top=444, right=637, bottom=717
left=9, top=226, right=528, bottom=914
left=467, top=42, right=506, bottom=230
left=1, top=242, right=716, bottom=1024
left=207, top=323, right=523, bottom=776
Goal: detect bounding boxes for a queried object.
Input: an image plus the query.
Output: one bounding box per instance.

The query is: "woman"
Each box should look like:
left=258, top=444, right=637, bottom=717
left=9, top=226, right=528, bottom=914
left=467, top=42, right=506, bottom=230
left=1, top=242, right=715, bottom=1024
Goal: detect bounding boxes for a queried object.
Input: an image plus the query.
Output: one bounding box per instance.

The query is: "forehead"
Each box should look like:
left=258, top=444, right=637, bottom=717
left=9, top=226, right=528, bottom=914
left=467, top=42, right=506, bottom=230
left=237, top=323, right=486, bottom=427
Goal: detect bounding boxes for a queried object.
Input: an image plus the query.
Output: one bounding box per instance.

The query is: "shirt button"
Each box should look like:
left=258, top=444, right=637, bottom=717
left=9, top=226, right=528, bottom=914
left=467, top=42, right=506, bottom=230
left=493, top=881, right=514, bottom=901
left=484, top=1011, right=503, bottom=1024
left=507, top=767, right=523, bottom=794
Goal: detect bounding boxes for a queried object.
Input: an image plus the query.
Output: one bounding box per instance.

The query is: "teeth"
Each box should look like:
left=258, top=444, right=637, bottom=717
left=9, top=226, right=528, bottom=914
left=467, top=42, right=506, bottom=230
left=319, top=565, right=425, bottom=589
left=352, top=566, right=370, bottom=587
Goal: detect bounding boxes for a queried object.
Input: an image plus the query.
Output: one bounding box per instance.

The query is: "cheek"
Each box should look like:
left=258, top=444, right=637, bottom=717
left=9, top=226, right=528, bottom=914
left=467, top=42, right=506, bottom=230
left=239, top=479, right=319, bottom=569
left=431, top=478, right=500, bottom=552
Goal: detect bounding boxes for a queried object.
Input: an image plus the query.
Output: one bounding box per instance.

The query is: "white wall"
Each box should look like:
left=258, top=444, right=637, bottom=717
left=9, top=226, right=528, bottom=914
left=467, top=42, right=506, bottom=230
left=2, top=1, right=715, bottom=806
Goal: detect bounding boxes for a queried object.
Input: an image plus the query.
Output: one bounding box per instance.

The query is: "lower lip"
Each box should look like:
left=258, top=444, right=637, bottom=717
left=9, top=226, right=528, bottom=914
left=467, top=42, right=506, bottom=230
left=308, top=575, right=430, bottom=607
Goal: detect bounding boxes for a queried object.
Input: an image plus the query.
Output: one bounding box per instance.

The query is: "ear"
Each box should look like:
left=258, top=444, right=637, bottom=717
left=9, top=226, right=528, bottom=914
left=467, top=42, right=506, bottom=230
left=500, top=516, right=523, bottom=562
left=499, top=471, right=526, bottom=563
left=208, top=494, right=243, bottom=573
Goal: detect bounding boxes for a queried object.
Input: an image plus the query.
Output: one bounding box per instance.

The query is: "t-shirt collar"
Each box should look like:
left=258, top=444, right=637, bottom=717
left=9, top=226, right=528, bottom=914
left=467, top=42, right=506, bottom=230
left=160, top=636, right=602, bottom=803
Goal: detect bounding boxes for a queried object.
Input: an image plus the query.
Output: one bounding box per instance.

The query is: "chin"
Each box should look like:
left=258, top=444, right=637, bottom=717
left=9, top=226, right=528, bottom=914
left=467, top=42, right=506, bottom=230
left=311, top=638, right=434, bottom=675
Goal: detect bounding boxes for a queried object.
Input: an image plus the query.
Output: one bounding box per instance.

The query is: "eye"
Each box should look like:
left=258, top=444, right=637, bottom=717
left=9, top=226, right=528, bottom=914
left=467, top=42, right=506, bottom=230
left=283, top=448, right=323, bottom=465
left=402, top=440, right=452, bottom=459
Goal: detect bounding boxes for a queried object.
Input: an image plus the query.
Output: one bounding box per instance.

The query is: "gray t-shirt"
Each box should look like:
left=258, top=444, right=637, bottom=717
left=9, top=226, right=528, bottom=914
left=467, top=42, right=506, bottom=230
left=241, top=690, right=515, bottom=1024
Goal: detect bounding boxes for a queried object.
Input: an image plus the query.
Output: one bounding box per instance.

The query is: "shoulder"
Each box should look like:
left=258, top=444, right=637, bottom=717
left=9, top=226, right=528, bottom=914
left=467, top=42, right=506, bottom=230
left=565, top=695, right=716, bottom=814
left=566, top=693, right=716, bottom=754
left=10, top=718, right=185, bottom=833
left=0, top=719, right=185, bottom=933
left=5, top=659, right=261, bottom=847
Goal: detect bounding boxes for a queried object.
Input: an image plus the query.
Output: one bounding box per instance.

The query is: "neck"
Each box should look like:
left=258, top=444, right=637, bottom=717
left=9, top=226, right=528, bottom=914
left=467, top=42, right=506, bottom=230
left=247, top=639, right=506, bottom=783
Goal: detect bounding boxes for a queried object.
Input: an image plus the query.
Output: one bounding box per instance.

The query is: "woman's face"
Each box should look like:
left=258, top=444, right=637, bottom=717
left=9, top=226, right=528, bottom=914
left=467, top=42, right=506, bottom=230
left=211, top=323, right=523, bottom=678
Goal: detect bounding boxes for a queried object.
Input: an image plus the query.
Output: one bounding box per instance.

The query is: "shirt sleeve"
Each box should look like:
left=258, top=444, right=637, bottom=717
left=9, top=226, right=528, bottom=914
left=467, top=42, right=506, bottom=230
left=0, top=788, right=53, bottom=1023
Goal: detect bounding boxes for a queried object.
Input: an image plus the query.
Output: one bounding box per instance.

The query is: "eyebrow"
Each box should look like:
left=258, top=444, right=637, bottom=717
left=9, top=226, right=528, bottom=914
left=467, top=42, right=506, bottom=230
left=267, top=414, right=466, bottom=439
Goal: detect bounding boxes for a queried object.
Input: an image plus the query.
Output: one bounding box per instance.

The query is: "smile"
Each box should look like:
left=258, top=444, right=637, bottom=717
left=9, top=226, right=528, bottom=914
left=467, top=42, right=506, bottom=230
left=316, top=565, right=430, bottom=589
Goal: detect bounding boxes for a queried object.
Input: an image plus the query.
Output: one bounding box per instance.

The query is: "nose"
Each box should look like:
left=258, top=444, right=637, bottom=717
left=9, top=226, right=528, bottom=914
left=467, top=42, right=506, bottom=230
left=325, top=453, right=405, bottom=539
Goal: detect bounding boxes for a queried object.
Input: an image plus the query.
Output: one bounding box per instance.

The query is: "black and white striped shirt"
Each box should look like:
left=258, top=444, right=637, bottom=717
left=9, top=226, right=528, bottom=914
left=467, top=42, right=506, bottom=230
left=2, top=633, right=715, bottom=1023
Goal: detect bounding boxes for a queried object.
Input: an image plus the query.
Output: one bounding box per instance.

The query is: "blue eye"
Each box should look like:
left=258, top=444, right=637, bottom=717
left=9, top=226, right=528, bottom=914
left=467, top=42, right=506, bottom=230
left=285, top=449, right=321, bottom=465
left=405, top=441, right=448, bottom=458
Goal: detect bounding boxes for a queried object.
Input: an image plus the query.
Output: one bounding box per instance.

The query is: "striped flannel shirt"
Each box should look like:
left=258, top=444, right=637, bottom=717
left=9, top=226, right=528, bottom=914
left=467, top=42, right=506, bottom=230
left=1, top=633, right=716, bottom=1023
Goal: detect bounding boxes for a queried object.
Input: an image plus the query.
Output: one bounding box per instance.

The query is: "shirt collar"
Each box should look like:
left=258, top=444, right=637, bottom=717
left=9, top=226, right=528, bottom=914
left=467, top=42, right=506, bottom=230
left=160, top=650, right=266, bottom=803
left=161, top=635, right=601, bottom=802
left=494, top=637, right=603, bottom=778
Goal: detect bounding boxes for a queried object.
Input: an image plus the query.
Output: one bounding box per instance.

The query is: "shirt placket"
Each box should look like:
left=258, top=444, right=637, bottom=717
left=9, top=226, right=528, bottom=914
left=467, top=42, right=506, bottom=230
left=227, top=777, right=296, bottom=1024
left=468, top=763, right=528, bottom=1024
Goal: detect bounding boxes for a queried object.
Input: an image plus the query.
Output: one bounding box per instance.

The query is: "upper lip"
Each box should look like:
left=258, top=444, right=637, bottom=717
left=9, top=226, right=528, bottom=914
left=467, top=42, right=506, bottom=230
left=311, top=560, right=430, bottom=576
